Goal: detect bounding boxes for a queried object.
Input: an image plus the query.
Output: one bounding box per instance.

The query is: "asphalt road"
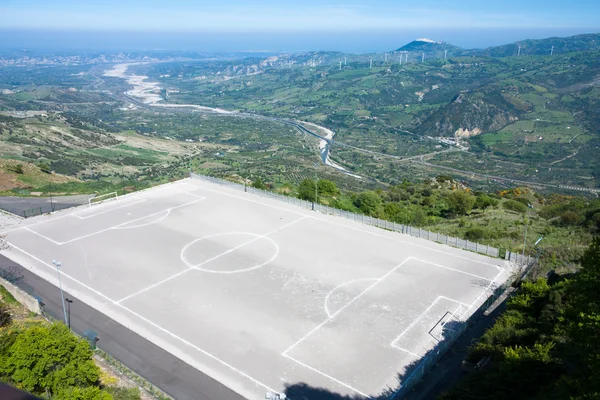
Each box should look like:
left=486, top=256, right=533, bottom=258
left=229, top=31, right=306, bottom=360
left=0, top=254, right=245, bottom=400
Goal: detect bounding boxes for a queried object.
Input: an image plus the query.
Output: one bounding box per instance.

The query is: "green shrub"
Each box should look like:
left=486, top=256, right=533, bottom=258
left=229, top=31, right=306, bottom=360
left=0, top=286, right=17, bottom=305
left=503, top=200, right=527, bottom=213
left=465, top=227, right=487, bottom=241
left=105, top=386, right=141, bottom=400
left=446, top=190, right=476, bottom=215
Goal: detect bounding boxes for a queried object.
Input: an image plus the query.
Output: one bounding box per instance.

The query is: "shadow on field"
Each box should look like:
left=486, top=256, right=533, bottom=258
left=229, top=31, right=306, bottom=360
left=283, top=319, right=469, bottom=400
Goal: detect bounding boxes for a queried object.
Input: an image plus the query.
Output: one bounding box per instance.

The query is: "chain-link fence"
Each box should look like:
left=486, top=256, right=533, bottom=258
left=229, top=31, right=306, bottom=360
left=190, top=172, right=501, bottom=258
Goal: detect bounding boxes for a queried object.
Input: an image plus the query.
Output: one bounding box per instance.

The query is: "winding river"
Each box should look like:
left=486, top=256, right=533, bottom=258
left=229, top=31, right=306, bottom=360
left=103, top=63, right=359, bottom=178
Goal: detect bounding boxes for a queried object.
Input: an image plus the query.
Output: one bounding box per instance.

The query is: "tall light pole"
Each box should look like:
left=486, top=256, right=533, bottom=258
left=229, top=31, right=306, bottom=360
left=52, top=260, right=68, bottom=326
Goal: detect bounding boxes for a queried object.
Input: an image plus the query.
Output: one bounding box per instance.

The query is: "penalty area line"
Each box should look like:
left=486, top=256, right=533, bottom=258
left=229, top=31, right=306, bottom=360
left=282, top=353, right=371, bottom=398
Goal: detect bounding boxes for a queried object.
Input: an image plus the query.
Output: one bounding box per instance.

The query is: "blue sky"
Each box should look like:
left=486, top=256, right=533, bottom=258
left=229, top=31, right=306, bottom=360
left=1, top=0, right=599, bottom=52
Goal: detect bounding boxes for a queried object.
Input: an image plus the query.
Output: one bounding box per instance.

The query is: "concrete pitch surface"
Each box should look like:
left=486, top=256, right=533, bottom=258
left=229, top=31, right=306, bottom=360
left=1, top=178, right=512, bottom=399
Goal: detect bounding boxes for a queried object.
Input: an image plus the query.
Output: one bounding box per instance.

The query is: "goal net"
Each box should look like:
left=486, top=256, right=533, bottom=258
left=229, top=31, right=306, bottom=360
left=89, top=192, right=118, bottom=207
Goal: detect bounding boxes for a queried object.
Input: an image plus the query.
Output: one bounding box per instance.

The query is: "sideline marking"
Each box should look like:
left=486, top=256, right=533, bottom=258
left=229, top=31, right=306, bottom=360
left=117, top=216, right=305, bottom=303
left=411, top=258, right=493, bottom=282
left=4, top=241, right=279, bottom=396
left=282, top=353, right=372, bottom=398
left=188, top=180, right=504, bottom=270
left=323, top=278, right=378, bottom=318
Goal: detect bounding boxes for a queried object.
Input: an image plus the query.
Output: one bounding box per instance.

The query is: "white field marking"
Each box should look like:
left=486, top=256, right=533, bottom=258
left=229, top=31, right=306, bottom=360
left=390, top=295, right=467, bottom=349
left=323, top=278, right=379, bottom=318
left=393, top=347, right=421, bottom=358
left=187, top=181, right=504, bottom=270
left=44, top=198, right=202, bottom=245
left=118, top=216, right=306, bottom=303
left=23, top=227, right=62, bottom=246
left=410, top=257, right=494, bottom=282
left=4, top=241, right=279, bottom=395
left=181, top=232, right=280, bottom=274
left=113, top=209, right=171, bottom=230
left=282, top=353, right=372, bottom=399
left=72, top=198, right=147, bottom=220
left=0, top=180, right=193, bottom=237
left=282, top=258, right=412, bottom=357
left=458, top=268, right=504, bottom=320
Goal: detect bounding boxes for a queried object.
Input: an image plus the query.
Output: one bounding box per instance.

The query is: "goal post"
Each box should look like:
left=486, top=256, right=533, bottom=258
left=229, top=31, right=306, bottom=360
left=89, top=192, right=118, bottom=207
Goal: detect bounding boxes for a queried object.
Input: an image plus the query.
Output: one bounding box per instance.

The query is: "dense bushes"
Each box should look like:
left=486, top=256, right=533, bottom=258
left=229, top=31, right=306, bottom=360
left=503, top=199, right=528, bottom=213
left=441, top=237, right=600, bottom=399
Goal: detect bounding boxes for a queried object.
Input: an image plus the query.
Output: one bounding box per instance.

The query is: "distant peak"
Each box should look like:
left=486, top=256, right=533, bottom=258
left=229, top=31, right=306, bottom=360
left=415, top=38, right=439, bottom=44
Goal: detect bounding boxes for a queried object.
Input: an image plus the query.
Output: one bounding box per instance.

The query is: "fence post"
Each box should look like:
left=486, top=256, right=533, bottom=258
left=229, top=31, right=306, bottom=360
left=418, top=228, right=421, bottom=238
left=475, top=242, right=479, bottom=253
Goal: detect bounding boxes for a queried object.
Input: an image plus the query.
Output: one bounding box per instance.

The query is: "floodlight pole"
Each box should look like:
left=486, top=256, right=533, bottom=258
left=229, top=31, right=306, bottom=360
left=52, top=260, right=68, bottom=326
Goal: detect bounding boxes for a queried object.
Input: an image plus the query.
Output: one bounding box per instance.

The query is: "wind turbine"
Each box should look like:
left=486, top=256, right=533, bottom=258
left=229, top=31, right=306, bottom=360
left=344, top=56, right=347, bottom=66
left=422, top=52, right=425, bottom=63
left=444, top=49, right=448, bottom=59
left=518, top=45, right=521, bottom=56
left=339, top=61, right=342, bottom=70
left=550, top=45, right=554, bottom=56
left=369, top=57, right=373, bottom=69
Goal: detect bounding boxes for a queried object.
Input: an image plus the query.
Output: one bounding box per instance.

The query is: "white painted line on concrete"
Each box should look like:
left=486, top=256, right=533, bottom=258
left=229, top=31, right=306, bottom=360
left=28, top=198, right=203, bottom=246
left=188, top=181, right=504, bottom=271
left=393, top=347, right=421, bottom=358
left=390, top=296, right=447, bottom=348
left=118, top=216, right=306, bottom=303
left=411, top=258, right=493, bottom=282
left=283, top=258, right=412, bottom=357
left=181, top=232, right=280, bottom=274
left=23, top=227, right=62, bottom=246
left=323, top=278, right=379, bottom=318
left=5, top=241, right=279, bottom=396
left=113, top=209, right=171, bottom=230
left=282, top=353, right=371, bottom=398
left=458, top=268, right=504, bottom=320
left=72, top=198, right=147, bottom=220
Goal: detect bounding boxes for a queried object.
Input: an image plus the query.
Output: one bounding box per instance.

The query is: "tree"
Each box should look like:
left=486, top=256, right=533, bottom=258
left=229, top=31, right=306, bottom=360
left=446, top=190, right=476, bottom=216
left=317, top=179, right=339, bottom=196
left=353, top=191, right=382, bottom=216
left=297, top=179, right=316, bottom=202
left=0, top=323, right=102, bottom=396
left=251, top=177, right=267, bottom=190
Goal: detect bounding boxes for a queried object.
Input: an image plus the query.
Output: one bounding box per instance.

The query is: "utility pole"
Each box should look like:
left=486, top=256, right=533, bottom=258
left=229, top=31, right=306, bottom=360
left=422, top=53, right=425, bottom=63
left=551, top=45, right=554, bottom=56
left=52, top=260, right=68, bottom=326
left=444, top=49, right=448, bottom=59
left=339, top=61, right=342, bottom=70
left=344, top=56, right=347, bottom=66
left=518, top=46, right=521, bottom=56
left=369, top=57, right=373, bottom=69
left=65, top=298, right=73, bottom=329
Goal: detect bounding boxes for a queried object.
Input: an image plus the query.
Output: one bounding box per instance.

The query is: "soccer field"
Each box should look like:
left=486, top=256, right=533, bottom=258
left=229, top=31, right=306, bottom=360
left=1, top=178, right=512, bottom=399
